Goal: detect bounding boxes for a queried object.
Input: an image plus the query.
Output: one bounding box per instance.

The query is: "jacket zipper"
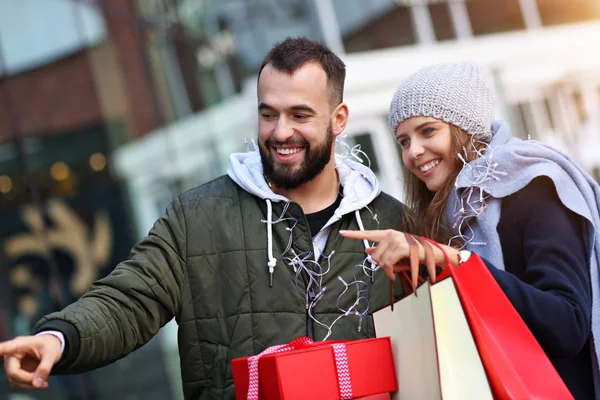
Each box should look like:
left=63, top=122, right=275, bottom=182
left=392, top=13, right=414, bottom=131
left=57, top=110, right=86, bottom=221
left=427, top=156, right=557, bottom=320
left=302, top=270, right=316, bottom=340
left=304, top=222, right=340, bottom=340
left=293, top=201, right=336, bottom=341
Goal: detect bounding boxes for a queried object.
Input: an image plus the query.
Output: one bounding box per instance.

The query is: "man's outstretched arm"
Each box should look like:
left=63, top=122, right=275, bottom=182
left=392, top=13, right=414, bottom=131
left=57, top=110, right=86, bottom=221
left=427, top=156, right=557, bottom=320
left=1, top=197, right=187, bottom=388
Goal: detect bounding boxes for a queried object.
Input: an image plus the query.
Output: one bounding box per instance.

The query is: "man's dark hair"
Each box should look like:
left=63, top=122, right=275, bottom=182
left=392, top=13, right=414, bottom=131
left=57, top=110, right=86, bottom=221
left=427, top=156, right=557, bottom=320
left=258, top=37, right=346, bottom=106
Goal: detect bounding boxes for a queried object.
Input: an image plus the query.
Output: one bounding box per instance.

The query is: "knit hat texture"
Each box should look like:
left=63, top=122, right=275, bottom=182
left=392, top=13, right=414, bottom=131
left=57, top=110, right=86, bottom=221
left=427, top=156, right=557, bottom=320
left=389, top=62, right=496, bottom=141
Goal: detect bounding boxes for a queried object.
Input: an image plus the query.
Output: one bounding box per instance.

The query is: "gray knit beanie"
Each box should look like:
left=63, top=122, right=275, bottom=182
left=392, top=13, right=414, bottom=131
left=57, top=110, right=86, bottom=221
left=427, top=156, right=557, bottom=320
left=389, top=62, right=496, bottom=142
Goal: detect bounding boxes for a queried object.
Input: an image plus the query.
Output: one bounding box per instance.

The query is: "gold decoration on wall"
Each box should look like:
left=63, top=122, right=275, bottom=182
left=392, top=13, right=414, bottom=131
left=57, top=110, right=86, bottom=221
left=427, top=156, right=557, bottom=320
left=10, top=264, right=32, bottom=287
left=18, top=296, right=38, bottom=318
left=5, top=198, right=113, bottom=296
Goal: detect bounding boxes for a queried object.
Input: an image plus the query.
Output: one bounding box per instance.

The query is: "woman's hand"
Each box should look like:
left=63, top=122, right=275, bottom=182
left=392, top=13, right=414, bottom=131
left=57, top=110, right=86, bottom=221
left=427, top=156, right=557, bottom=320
left=339, top=229, right=459, bottom=290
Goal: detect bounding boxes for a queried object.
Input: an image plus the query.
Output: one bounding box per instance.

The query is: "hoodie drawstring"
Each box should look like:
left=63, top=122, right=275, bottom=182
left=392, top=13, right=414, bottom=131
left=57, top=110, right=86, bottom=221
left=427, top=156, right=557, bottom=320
left=355, top=210, right=378, bottom=282
left=266, top=199, right=277, bottom=287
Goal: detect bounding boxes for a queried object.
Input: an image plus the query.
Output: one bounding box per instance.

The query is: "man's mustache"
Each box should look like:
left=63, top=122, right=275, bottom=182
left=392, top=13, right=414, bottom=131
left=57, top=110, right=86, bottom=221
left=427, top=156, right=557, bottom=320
left=264, top=137, right=309, bottom=148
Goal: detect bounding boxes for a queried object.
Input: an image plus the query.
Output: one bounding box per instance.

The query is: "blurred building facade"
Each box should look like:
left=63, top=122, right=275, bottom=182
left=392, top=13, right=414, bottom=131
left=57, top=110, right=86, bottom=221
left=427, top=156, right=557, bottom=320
left=114, top=0, right=600, bottom=228
left=1, top=1, right=600, bottom=399
left=0, top=1, right=179, bottom=399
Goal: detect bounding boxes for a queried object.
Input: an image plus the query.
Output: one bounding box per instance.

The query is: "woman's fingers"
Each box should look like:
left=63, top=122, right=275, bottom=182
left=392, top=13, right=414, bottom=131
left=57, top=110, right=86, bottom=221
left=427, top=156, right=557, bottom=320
left=415, top=236, right=437, bottom=283
left=358, top=231, right=412, bottom=284
left=343, top=230, right=446, bottom=288
left=369, top=239, right=393, bottom=266
left=383, top=267, right=396, bottom=282
left=339, top=229, right=389, bottom=242
left=404, top=234, right=421, bottom=291
left=367, top=242, right=396, bottom=281
left=376, top=243, right=408, bottom=271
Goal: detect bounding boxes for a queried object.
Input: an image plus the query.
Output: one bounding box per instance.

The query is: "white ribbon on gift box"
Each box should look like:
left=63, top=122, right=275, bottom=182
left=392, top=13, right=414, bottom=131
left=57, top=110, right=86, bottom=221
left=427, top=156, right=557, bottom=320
left=246, top=337, right=354, bottom=400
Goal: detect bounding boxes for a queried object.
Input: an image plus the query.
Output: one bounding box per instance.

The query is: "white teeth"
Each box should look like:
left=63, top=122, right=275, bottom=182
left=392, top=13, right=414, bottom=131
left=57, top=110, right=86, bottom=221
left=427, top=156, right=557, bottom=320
left=276, top=148, right=302, bottom=155
left=419, top=160, right=440, bottom=172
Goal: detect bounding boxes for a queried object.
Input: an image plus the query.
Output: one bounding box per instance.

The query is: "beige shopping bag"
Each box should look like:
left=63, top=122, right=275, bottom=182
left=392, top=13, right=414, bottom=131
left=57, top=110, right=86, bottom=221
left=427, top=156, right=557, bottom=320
left=373, top=277, right=493, bottom=400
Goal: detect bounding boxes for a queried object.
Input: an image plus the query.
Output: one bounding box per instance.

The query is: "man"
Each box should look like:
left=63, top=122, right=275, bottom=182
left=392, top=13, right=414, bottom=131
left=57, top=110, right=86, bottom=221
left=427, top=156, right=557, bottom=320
left=0, top=37, right=407, bottom=399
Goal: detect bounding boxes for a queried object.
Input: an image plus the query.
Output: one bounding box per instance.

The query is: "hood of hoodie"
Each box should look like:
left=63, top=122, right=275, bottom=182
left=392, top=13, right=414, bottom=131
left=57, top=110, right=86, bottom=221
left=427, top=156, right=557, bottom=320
left=227, top=150, right=381, bottom=218
left=228, top=150, right=381, bottom=264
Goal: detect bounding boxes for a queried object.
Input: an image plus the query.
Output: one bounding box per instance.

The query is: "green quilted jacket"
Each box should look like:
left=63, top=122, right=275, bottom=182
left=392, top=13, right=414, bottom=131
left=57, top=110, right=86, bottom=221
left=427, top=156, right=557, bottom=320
left=34, top=154, right=408, bottom=399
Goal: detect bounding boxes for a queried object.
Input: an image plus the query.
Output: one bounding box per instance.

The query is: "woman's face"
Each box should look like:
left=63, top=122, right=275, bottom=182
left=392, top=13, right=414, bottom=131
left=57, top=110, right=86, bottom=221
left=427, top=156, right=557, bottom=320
left=395, top=116, right=455, bottom=192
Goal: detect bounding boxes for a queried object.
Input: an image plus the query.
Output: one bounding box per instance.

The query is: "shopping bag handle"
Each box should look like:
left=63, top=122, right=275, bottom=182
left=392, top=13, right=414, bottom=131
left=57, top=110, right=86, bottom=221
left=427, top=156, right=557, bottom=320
left=421, top=237, right=454, bottom=270
left=389, top=233, right=438, bottom=310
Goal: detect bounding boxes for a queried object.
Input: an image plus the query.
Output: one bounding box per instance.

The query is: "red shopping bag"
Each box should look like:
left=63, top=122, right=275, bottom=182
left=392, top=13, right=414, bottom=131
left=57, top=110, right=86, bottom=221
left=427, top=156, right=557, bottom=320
left=428, top=239, right=573, bottom=399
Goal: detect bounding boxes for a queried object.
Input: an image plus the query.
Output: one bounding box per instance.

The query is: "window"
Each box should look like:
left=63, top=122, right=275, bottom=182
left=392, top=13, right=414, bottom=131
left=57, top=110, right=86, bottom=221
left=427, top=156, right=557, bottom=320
left=343, top=6, right=416, bottom=52
left=429, top=3, right=456, bottom=41
left=571, top=89, right=587, bottom=123
left=512, top=103, right=534, bottom=140
left=466, top=0, right=525, bottom=36
left=0, top=0, right=105, bottom=76
left=544, top=97, right=555, bottom=130
left=536, top=0, right=600, bottom=26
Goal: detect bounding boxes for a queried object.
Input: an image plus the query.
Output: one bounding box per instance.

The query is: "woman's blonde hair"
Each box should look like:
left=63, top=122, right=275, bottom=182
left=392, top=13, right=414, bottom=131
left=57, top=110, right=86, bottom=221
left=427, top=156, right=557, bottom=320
left=401, top=124, right=485, bottom=247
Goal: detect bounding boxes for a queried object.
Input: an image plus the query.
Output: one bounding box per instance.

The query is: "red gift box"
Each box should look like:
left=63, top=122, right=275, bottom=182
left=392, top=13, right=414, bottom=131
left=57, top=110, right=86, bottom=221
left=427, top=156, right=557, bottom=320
left=231, top=337, right=397, bottom=400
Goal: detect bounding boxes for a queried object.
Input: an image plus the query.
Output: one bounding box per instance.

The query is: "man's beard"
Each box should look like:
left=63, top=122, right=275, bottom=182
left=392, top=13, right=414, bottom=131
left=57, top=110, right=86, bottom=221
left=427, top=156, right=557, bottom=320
left=259, top=123, right=334, bottom=190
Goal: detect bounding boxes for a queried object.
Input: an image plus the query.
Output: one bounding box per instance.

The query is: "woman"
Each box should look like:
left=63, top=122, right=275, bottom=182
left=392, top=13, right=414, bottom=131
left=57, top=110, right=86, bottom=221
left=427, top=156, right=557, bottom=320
left=341, top=62, right=600, bottom=399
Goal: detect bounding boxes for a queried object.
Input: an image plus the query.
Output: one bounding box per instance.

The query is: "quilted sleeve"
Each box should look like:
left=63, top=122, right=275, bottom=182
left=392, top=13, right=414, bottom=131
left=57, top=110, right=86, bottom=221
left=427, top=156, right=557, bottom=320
left=33, top=197, right=186, bottom=374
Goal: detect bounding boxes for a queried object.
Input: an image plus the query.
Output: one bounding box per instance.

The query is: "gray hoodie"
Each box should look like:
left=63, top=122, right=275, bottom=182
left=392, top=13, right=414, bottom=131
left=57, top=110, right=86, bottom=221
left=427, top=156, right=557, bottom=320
left=227, top=149, right=381, bottom=284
